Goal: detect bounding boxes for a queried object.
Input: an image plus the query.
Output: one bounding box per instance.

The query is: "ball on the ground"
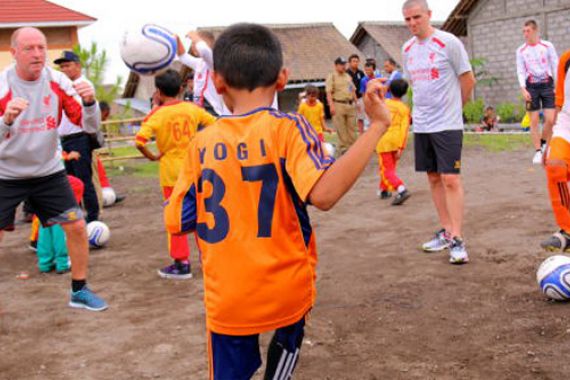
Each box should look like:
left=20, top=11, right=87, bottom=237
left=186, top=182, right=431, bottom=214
left=323, top=142, right=336, bottom=157
left=536, top=255, right=570, bottom=301
left=102, top=187, right=116, bottom=207
left=87, top=221, right=111, bottom=248
left=119, top=24, right=177, bottom=75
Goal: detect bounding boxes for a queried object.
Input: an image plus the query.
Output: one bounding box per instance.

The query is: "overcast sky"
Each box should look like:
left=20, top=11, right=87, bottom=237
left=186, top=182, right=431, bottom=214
left=50, top=0, right=460, bottom=83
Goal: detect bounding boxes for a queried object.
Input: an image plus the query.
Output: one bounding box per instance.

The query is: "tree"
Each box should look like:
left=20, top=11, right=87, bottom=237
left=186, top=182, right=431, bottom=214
left=470, top=57, right=498, bottom=87
left=73, top=42, right=123, bottom=104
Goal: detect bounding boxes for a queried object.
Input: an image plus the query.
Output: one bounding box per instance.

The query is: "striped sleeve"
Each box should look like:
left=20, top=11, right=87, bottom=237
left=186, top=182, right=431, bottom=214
left=135, top=110, right=159, bottom=146
left=549, top=42, right=560, bottom=83
left=283, top=113, right=334, bottom=202
left=555, top=50, right=570, bottom=109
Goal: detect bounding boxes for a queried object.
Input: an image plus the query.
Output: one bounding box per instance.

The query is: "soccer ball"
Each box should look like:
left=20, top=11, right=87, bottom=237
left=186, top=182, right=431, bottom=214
left=87, top=221, right=111, bottom=248
left=323, top=142, right=336, bottom=157
left=102, top=187, right=116, bottom=207
left=536, top=255, right=570, bottom=301
left=119, top=24, right=177, bottom=75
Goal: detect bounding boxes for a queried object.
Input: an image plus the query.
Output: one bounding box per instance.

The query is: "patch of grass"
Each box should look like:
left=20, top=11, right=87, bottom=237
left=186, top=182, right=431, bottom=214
left=463, top=133, right=532, bottom=152
left=105, top=160, right=158, bottom=179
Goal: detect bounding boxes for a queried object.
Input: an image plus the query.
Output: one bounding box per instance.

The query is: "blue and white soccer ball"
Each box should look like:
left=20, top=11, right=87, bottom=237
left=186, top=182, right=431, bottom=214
left=87, top=221, right=111, bottom=248
left=536, top=255, right=570, bottom=301
left=119, top=24, right=177, bottom=76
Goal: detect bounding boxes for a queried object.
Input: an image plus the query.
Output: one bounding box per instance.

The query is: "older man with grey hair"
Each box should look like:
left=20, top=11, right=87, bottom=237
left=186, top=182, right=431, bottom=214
left=401, top=0, right=476, bottom=264
left=0, top=27, right=107, bottom=311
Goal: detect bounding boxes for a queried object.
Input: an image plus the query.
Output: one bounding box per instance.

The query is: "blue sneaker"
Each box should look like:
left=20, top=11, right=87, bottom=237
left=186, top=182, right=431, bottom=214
left=158, top=261, right=192, bottom=280
left=69, top=287, right=108, bottom=311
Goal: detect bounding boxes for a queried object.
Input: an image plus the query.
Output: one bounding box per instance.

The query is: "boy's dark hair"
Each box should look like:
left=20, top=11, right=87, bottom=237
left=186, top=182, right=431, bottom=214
left=524, top=19, right=538, bottom=29
left=99, top=101, right=110, bottom=113
left=349, top=54, right=360, bottom=62
left=155, top=69, right=182, bottom=97
left=364, top=61, right=376, bottom=70
left=389, top=79, right=409, bottom=99
left=385, top=58, right=398, bottom=67
left=305, top=85, right=319, bottom=96
left=214, top=23, right=282, bottom=91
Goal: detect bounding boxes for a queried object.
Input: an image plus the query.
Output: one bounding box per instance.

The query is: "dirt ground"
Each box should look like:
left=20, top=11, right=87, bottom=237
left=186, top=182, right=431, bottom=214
left=2, top=145, right=570, bottom=380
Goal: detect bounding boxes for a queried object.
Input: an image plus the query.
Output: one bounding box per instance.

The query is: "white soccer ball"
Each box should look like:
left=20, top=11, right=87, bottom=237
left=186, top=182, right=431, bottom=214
left=536, top=255, right=570, bottom=301
left=323, top=142, right=336, bottom=157
left=102, top=187, right=116, bottom=207
left=87, top=221, right=111, bottom=248
left=119, top=24, right=177, bottom=76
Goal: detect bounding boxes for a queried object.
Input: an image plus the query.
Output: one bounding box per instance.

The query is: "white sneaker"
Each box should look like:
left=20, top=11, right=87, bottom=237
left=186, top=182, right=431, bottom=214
left=422, top=229, right=452, bottom=252
left=449, top=237, right=469, bottom=264
left=532, top=150, right=543, bottom=165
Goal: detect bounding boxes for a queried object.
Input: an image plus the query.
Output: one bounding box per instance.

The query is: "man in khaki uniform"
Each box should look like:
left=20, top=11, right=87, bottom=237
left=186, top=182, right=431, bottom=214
left=326, top=56, right=357, bottom=154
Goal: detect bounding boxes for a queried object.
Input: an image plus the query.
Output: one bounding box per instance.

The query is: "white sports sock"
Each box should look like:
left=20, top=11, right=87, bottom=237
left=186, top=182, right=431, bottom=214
left=397, top=185, right=406, bottom=193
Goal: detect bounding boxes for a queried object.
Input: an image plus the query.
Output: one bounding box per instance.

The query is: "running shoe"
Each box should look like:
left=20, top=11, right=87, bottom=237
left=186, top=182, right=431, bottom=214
left=69, top=287, right=108, bottom=311
left=532, top=150, right=543, bottom=165
left=377, top=190, right=392, bottom=199
left=422, top=229, right=452, bottom=252
left=158, top=261, right=192, bottom=280
left=540, top=230, right=570, bottom=252
left=449, top=237, right=469, bottom=264
left=392, top=190, right=411, bottom=206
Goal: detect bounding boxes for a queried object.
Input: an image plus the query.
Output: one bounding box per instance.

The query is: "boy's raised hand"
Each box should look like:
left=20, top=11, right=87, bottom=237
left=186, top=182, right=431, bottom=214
left=364, top=79, right=391, bottom=127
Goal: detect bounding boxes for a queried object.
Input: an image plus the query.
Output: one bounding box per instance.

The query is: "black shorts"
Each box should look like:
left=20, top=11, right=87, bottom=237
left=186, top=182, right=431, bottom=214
left=526, top=78, right=555, bottom=111
left=0, top=170, right=83, bottom=231
left=414, top=130, right=463, bottom=174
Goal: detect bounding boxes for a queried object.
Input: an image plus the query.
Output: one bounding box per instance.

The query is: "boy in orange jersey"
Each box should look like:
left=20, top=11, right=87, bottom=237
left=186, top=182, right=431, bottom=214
left=297, top=85, right=332, bottom=141
left=164, top=23, right=391, bottom=379
left=376, top=79, right=412, bottom=205
left=136, top=69, right=216, bottom=279
left=541, top=49, right=570, bottom=251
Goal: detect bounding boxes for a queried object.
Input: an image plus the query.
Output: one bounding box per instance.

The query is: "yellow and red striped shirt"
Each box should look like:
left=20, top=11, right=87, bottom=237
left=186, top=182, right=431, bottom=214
left=135, top=100, right=216, bottom=186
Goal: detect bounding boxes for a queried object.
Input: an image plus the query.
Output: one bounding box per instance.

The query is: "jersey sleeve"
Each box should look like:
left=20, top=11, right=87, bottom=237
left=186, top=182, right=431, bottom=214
left=195, top=41, right=214, bottom=69
left=178, top=52, right=201, bottom=71
left=556, top=51, right=570, bottom=109
left=399, top=106, right=411, bottom=149
left=135, top=112, right=158, bottom=147
left=284, top=115, right=334, bottom=202
left=549, top=43, right=560, bottom=82
left=448, top=37, right=472, bottom=76
left=516, top=48, right=527, bottom=88
left=297, top=102, right=306, bottom=117
left=164, top=139, right=200, bottom=234
left=196, top=106, right=217, bottom=130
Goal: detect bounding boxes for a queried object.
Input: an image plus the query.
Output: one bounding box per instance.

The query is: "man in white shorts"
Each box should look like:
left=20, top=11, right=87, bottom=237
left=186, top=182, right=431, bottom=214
left=402, top=0, right=476, bottom=264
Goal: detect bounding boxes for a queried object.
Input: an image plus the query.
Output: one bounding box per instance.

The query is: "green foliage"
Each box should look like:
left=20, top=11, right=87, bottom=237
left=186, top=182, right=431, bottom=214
left=463, top=98, right=485, bottom=124
left=463, top=134, right=531, bottom=152
left=72, top=42, right=123, bottom=104
left=496, top=101, right=526, bottom=123
left=470, top=57, right=498, bottom=87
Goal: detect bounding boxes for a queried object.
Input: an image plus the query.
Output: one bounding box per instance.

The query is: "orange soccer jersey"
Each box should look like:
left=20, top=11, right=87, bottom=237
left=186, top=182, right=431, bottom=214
left=135, top=100, right=216, bottom=186
left=165, top=107, right=334, bottom=335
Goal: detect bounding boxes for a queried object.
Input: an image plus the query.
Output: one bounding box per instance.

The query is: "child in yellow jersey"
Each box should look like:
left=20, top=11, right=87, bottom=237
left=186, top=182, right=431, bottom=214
left=297, top=85, right=332, bottom=141
left=135, top=69, right=216, bottom=279
left=376, top=79, right=412, bottom=206
left=164, top=23, right=391, bottom=380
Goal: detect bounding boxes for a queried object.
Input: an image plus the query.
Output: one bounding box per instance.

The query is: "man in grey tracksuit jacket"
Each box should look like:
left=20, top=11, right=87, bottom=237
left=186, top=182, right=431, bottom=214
left=0, top=27, right=107, bottom=311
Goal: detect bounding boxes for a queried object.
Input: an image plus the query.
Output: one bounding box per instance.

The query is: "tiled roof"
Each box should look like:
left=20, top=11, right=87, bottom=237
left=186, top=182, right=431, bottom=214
left=0, top=0, right=96, bottom=26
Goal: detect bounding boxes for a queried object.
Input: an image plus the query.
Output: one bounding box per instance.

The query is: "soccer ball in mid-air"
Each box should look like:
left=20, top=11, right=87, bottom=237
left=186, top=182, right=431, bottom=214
left=119, top=24, right=177, bottom=75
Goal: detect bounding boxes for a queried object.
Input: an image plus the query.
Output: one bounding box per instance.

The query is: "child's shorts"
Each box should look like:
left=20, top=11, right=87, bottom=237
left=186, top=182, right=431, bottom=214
left=209, top=317, right=305, bottom=380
